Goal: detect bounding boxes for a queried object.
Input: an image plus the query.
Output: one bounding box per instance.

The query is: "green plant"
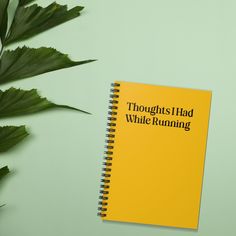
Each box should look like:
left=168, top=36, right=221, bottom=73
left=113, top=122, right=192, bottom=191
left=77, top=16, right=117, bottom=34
left=0, top=0, right=94, bottom=205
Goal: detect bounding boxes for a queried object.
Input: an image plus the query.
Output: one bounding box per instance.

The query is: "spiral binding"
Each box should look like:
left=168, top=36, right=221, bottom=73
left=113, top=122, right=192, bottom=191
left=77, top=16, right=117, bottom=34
left=97, top=82, right=120, bottom=217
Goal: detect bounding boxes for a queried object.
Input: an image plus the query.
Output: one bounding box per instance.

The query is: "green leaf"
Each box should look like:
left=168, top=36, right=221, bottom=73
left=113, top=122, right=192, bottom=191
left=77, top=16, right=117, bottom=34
left=19, top=0, right=36, bottom=6
left=0, top=46, right=95, bottom=85
left=0, top=0, right=9, bottom=43
left=5, top=2, right=84, bottom=45
left=0, top=166, right=9, bottom=180
left=0, top=126, right=28, bottom=152
left=0, top=87, right=90, bottom=118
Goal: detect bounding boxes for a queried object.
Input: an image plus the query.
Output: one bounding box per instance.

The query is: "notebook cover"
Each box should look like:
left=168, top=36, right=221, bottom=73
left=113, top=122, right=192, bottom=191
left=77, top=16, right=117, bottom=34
left=99, top=81, right=212, bottom=229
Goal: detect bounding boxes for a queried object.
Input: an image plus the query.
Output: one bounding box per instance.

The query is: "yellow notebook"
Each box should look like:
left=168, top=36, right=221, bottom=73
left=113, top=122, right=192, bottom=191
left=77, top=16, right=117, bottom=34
left=98, top=81, right=212, bottom=229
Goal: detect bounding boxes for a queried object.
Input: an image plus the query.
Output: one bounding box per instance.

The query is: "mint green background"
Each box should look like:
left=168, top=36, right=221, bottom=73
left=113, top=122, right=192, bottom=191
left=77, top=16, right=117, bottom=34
left=0, top=0, right=235, bottom=235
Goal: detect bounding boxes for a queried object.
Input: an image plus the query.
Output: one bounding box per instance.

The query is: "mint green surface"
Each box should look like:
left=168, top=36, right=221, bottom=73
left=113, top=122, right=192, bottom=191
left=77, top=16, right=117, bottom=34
left=0, top=0, right=235, bottom=235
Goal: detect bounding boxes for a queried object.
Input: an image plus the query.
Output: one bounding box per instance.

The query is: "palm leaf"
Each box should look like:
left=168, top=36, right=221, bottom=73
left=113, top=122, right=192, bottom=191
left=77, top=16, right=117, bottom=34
left=5, top=2, right=84, bottom=45
left=19, top=0, right=36, bottom=6
left=0, top=126, right=28, bottom=152
left=0, top=87, right=89, bottom=118
left=0, top=0, right=94, bottom=210
left=0, top=46, right=95, bottom=85
left=0, top=0, right=9, bottom=43
left=0, top=166, right=9, bottom=180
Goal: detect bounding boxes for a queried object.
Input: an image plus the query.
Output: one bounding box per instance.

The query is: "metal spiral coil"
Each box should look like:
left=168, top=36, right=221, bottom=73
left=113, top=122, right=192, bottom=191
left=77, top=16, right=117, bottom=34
left=97, top=82, right=120, bottom=218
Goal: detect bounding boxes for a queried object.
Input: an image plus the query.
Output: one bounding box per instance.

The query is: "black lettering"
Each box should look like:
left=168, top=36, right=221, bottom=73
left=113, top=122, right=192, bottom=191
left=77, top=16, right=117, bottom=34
left=166, top=108, right=171, bottom=115
left=152, top=117, right=158, bottom=125
left=125, top=114, right=134, bottom=122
